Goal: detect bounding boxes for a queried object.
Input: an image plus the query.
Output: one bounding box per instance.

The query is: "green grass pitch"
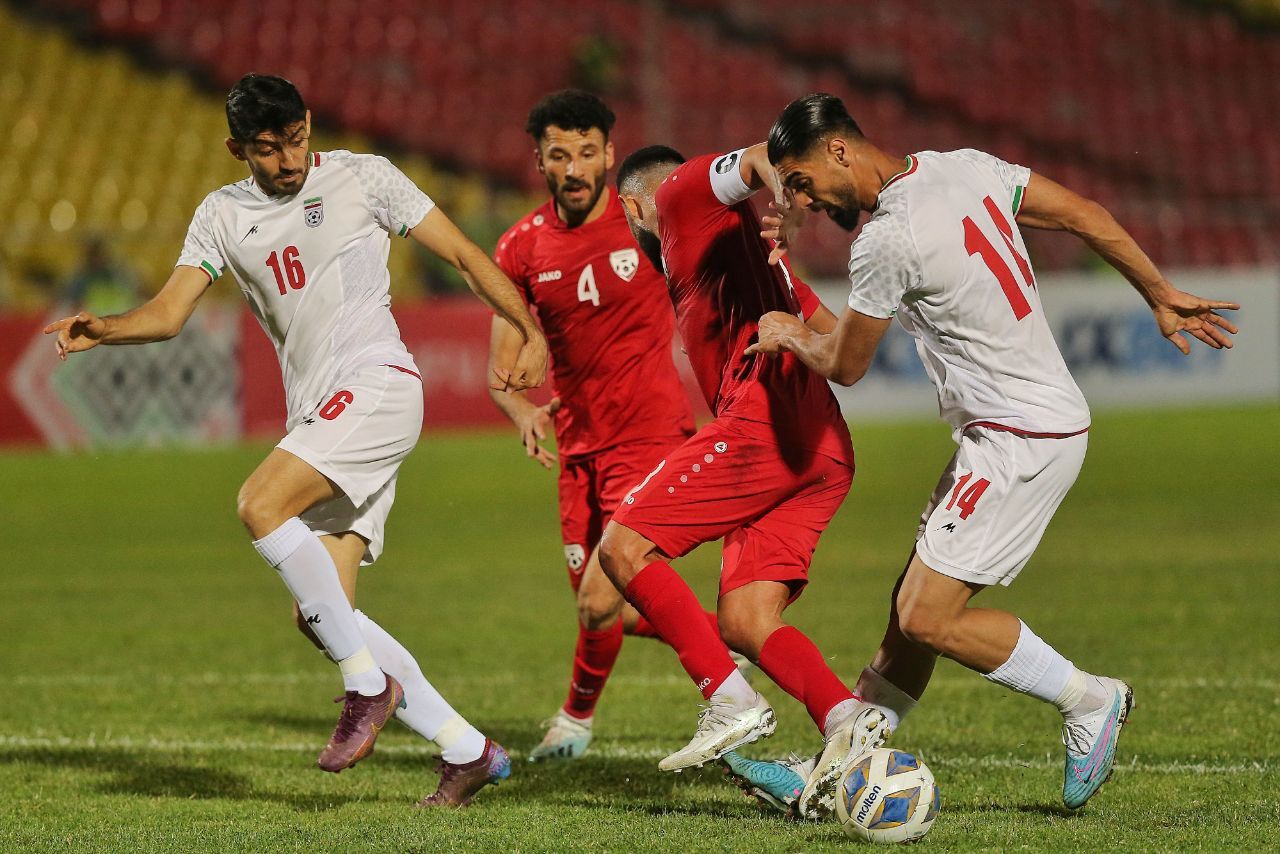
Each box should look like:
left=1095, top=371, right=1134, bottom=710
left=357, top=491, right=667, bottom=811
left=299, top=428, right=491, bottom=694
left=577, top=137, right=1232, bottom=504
left=3, top=405, right=1278, bottom=851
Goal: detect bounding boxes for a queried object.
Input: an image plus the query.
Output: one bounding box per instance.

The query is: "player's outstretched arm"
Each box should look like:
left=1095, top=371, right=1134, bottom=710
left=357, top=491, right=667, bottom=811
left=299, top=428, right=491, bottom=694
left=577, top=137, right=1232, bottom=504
left=43, top=265, right=212, bottom=361
left=487, top=316, right=558, bottom=469
left=409, top=208, right=549, bottom=391
left=746, top=307, right=891, bottom=386
left=1017, top=173, right=1240, bottom=354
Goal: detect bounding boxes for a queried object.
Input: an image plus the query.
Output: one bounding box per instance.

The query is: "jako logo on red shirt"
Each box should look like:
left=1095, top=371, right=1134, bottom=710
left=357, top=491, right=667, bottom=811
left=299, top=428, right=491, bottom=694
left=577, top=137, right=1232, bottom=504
left=537, top=270, right=562, bottom=282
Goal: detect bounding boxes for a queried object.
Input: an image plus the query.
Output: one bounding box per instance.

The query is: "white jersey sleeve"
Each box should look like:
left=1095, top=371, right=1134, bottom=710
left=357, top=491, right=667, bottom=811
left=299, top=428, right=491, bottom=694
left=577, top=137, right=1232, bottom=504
left=846, top=212, right=923, bottom=319
left=175, top=192, right=227, bottom=282
left=329, top=151, right=435, bottom=236
left=708, top=149, right=753, bottom=205
left=949, top=149, right=1032, bottom=215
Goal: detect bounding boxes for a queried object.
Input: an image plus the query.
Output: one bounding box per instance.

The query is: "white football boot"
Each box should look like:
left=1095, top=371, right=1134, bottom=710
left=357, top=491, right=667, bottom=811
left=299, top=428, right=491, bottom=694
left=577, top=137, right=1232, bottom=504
left=527, top=710, right=593, bottom=762
left=798, top=705, right=891, bottom=820
left=1062, top=677, right=1135, bottom=809
left=658, top=692, right=776, bottom=772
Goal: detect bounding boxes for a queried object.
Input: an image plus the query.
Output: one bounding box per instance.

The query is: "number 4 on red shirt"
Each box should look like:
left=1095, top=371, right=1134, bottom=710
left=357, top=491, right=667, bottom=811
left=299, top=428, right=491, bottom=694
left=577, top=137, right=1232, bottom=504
left=945, top=472, right=992, bottom=520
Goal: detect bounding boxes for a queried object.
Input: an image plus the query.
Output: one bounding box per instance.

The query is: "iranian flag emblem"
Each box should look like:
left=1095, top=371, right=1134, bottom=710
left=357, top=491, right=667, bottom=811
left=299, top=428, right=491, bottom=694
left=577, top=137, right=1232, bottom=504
left=303, top=196, right=324, bottom=228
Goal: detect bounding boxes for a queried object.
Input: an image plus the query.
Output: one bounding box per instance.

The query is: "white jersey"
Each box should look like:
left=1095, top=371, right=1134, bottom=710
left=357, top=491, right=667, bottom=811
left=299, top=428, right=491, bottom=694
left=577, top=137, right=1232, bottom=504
left=177, top=150, right=430, bottom=428
left=847, top=149, right=1090, bottom=438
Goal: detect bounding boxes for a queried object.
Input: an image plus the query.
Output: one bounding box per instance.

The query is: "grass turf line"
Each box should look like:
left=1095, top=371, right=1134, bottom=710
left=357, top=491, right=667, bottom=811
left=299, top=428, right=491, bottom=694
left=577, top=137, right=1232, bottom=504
left=2, top=404, right=1278, bottom=851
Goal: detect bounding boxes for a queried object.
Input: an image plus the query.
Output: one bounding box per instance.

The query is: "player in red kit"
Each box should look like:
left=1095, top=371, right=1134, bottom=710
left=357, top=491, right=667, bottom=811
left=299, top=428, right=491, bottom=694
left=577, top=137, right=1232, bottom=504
left=489, top=91, right=713, bottom=761
left=603, top=143, right=887, bottom=817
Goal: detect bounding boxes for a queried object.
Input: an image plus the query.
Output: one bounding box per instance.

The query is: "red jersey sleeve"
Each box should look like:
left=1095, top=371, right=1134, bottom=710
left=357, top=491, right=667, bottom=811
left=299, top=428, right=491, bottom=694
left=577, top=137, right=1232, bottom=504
left=658, top=153, right=748, bottom=227
left=493, top=221, right=532, bottom=304
left=783, top=259, right=823, bottom=321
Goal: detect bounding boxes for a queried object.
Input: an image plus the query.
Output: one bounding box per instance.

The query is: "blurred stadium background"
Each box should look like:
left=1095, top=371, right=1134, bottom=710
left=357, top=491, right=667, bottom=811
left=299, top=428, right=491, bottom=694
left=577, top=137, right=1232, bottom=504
left=2, top=4, right=1278, bottom=849
left=0, top=0, right=1276, bottom=449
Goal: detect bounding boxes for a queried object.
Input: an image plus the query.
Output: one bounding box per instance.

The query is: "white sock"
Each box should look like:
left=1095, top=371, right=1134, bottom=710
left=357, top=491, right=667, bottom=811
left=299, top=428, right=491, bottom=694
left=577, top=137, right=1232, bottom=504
left=1061, top=674, right=1113, bottom=719
left=822, top=698, right=861, bottom=737
left=711, top=669, right=757, bottom=707
left=855, top=666, right=918, bottom=732
left=984, top=620, right=1086, bottom=710
left=354, top=610, right=486, bottom=764
left=253, top=518, right=384, bottom=696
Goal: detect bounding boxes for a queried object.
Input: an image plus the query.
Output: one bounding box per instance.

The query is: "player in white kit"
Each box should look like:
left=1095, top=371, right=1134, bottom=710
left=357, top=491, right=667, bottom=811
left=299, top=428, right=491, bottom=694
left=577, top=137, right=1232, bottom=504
left=44, top=74, right=549, bottom=808
left=729, top=93, right=1239, bottom=815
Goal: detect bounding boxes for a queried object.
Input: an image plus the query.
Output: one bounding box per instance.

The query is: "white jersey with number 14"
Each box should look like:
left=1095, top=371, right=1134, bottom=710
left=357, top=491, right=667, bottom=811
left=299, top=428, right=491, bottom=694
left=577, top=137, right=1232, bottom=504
left=177, top=150, right=429, bottom=429
left=847, top=149, right=1090, bottom=438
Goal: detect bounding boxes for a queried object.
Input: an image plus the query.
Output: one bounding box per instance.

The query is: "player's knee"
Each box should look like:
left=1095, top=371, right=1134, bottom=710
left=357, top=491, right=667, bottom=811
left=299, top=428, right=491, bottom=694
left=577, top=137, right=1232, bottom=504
left=717, top=609, right=764, bottom=659
left=236, top=484, right=281, bottom=538
left=896, top=600, right=950, bottom=654
left=597, top=526, right=647, bottom=587
left=577, top=586, right=623, bottom=631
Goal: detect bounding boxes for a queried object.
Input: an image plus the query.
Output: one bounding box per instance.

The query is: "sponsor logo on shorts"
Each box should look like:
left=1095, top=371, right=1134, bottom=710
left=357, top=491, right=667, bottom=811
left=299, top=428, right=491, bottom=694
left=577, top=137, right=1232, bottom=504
left=564, top=544, right=587, bottom=573
left=537, top=270, right=563, bottom=282
left=697, top=677, right=712, bottom=691
left=305, top=613, right=322, bottom=625
left=623, top=460, right=666, bottom=505
left=939, top=522, right=957, bottom=532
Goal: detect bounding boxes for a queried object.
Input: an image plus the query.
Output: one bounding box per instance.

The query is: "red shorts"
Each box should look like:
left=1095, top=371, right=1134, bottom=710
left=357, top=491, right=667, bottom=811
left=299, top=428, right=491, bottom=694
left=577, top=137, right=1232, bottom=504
left=611, top=418, right=853, bottom=601
left=558, top=436, right=689, bottom=591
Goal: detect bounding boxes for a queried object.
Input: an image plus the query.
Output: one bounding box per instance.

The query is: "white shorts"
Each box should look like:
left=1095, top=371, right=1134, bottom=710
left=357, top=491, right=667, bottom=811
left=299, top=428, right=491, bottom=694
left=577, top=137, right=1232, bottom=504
left=915, top=426, right=1087, bottom=587
left=277, top=364, right=423, bottom=565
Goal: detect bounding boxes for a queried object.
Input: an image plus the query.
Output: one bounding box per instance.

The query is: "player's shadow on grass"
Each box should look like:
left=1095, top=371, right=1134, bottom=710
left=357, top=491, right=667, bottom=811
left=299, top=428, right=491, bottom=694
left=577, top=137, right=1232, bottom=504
left=238, top=709, right=334, bottom=733
left=0, top=748, right=379, bottom=811
left=964, top=801, right=1079, bottom=819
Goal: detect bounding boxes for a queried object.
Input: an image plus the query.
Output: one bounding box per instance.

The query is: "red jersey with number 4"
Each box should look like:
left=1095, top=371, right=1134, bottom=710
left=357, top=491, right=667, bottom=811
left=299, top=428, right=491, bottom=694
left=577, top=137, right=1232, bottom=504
left=495, top=193, right=694, bottom=459
left=654, top=151, right=853, bottom=466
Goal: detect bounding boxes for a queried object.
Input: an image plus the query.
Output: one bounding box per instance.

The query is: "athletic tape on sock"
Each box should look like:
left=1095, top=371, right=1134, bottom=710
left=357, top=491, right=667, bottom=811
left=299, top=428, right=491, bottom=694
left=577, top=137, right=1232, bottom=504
left=434, top=714, right=469, bottom=749
left=857, top=666, right=918, bottom=724
left=338, top=647, right=378, bottom=678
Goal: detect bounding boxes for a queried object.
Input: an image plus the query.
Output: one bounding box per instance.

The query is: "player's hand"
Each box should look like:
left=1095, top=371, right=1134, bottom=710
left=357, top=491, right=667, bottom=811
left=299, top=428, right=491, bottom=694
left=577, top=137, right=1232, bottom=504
left=745, top=311, right=806, bottom=356
left=760, top=191, right=806, bottom=266
left=43, top=311, right=106, bottom=361
left=1150, top=284, right=1240, bottom=355
left=493, top=329, right=549, bottom=392
left=516, top=396, right=560, bottom=469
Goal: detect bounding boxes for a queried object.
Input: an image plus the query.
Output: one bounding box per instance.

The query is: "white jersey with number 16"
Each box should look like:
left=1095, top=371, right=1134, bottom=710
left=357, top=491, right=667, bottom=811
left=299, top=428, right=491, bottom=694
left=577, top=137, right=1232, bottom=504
left=847, top=149, right=1090, bottom=438
left=177, top=150, right=428, bottom=429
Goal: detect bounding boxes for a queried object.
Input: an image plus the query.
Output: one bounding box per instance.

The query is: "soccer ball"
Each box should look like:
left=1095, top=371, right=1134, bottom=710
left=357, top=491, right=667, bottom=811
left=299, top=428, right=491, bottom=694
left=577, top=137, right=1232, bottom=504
left=835, top=748, right=940, bottom=844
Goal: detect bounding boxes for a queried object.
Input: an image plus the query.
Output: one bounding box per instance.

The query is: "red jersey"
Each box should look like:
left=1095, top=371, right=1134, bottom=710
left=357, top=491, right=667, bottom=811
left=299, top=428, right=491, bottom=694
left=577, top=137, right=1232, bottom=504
left=495, top=192, right=694, bottom=459
left=654, top=151, right=854, bottom=466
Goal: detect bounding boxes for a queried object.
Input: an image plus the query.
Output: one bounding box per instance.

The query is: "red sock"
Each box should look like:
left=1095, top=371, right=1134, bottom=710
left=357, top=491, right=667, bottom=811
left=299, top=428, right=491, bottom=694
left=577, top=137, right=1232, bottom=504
left=623, top=562, right=735, bottom=699
left=632, top=608, right=718, bottom=640
left=757, top=626, right=856, bottom=730
left=563, top=619, right=624, bottom=720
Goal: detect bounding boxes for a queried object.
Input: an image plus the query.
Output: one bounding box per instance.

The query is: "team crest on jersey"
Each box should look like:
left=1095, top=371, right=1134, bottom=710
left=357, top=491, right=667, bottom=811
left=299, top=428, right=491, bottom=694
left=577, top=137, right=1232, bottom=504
left=303, top=196, right=324, bottom=228
left=609, top=248, right=640, bottom=282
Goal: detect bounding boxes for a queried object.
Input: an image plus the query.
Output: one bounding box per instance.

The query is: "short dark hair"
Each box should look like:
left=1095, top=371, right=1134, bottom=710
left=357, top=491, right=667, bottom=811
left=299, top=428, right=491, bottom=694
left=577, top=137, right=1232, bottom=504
left=525, top=89, right=617, bottom=142
left=226, top=73, right=307, bottom=141
left=616, top=145, right=686, bottom=193
left=767, top=93, right=863, bottom=164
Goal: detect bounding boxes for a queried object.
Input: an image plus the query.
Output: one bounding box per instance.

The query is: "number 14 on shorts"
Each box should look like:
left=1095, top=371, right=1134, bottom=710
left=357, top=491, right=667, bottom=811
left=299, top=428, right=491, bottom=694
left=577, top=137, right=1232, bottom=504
left=946, top=472, right=991, bottom=520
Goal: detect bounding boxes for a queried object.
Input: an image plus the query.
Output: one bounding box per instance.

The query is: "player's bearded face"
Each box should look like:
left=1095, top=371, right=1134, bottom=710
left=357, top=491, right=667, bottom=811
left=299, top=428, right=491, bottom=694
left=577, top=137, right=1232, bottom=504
left=780, top=153, right=861, bottom=227
left=538, top=127, right=613, bottom=221
left=235, top=118, right=312, bottom=196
